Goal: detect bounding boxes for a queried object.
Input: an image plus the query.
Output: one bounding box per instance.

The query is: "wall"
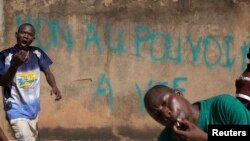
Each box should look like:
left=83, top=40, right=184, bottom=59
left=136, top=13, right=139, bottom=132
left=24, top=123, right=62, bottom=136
left=1, top=0, right=250, bottom=140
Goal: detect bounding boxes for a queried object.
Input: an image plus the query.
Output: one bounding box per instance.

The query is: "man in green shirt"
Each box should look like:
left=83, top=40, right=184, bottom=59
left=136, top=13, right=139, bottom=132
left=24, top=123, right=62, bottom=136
left=144, top=85, right=250, bottom=141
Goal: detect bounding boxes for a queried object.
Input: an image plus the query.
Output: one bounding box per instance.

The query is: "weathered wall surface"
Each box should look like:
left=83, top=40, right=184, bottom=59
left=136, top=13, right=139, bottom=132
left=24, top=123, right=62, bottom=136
left=1, top=0, right=250, bottom=140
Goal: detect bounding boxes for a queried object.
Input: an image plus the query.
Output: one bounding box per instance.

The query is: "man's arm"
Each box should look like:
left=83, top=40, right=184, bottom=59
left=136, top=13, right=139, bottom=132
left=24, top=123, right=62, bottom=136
left=0, top=127, right=8, bottom=141
left=0, top=50, right=27, bottom=86
left=43, top=67, right=62, bottom=101
left=0, top=65, right=18, bottom=86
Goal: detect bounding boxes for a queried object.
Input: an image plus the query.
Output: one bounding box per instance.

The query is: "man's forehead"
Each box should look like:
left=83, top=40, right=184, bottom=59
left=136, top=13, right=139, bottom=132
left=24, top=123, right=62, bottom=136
left=162, top=94, right=170, bottom=100
left=150, top=92, right=171, bottom=103
left=21, top=25, right=32, bottom=30
left=19, top=25, right=34, bottom=31
left=146, top=93, right=171, bottom=110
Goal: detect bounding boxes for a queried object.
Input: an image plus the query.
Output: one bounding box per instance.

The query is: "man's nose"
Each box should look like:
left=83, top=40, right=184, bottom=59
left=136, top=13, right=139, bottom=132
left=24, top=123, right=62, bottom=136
left=164, top=109, right=171, bottom=118
left=23, top=33, right=29, bottom=38
left=159, top=107, right=171, bottom=118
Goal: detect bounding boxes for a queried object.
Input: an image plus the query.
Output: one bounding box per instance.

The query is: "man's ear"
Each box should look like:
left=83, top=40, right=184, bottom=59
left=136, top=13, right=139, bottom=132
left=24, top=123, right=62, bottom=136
left=31, top=37, right=35, bottom=42
left=174, top=89, right=182, bottom=95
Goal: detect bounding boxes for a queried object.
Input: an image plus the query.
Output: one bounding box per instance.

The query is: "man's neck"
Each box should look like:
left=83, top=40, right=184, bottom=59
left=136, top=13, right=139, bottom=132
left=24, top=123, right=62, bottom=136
left=191, top=103, right=200, bottom=124
left=16, top=45, right=29, bottom=51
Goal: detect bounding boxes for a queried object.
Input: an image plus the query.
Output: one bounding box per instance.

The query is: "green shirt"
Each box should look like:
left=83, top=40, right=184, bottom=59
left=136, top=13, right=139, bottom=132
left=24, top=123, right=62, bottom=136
left=158, top=94, right=250, bottom=141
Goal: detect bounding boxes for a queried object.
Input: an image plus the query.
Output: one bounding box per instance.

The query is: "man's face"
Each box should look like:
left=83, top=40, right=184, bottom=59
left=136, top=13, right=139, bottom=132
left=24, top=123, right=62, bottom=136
left=16, top=25, right=35, bottom=50
left=144, top=89, right=192, bottom=128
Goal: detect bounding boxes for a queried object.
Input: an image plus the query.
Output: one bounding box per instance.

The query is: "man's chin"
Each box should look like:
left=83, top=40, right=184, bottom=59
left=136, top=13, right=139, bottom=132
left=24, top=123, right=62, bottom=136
left=19, top=44, right=29, bottom=50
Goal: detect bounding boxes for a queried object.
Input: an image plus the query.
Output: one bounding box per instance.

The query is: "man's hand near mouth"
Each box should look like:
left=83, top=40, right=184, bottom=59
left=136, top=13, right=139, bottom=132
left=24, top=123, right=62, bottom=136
left=11, top=50, right=28, bottom=69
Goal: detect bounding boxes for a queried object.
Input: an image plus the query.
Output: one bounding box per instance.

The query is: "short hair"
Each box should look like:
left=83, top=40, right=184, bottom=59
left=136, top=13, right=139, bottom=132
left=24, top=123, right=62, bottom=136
left=18, top=23, right=35, bottom=33
left=144, top=85, right=174, bottom=99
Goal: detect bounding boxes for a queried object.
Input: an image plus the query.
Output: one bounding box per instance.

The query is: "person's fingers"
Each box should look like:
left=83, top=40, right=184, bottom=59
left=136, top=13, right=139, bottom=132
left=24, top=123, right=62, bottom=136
left=21, top=51, right=28, bottom=59
left=16, top=50, right=28, bottom=60
left=173, top=124, right=187, bottom=135
left=55, top=94, right=62, bottom=101
left=19, top=50, right=26, bottom=56
left=178, top=118, right=192, bottom=129
left=173, top=119, right=192, bottom=135
left=50, top=88, right=62, bottom=101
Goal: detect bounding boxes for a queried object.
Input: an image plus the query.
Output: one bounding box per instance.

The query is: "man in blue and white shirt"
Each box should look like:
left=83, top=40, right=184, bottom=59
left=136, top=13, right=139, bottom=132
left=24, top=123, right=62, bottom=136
left=0, top=23, right=62, bottom=141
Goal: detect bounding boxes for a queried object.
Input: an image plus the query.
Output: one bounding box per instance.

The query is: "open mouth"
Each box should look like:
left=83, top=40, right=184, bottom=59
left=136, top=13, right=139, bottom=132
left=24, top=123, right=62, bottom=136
left=21, top=40, right=28, bottom=44
left=20, top=40, right=29, bottom=48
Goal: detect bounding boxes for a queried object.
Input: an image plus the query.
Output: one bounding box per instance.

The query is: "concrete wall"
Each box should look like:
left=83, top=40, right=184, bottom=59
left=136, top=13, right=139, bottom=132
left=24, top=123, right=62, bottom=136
left=1, top=0, right=250, bottom=140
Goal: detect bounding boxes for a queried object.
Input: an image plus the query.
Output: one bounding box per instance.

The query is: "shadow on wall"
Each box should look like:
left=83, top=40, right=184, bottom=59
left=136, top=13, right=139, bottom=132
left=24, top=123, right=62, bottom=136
left=39, top=126, right=161, bottom=141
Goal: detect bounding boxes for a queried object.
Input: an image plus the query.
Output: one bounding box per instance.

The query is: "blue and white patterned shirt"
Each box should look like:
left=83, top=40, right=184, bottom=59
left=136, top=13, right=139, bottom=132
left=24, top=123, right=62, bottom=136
left=0, top=45, right=52, bottom=121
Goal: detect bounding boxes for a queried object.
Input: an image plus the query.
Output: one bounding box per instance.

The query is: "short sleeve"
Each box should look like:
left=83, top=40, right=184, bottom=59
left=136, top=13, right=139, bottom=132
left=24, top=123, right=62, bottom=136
left=214, top=95, right=250, bottom=124
left=33, top=48, right=53, bottom=71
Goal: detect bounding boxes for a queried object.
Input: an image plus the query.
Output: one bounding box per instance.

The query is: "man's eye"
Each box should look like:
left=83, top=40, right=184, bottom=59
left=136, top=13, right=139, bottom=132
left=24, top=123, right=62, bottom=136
left=162, top=101, right=167, bottom=106
left=154, top=111, right=160, bottom=118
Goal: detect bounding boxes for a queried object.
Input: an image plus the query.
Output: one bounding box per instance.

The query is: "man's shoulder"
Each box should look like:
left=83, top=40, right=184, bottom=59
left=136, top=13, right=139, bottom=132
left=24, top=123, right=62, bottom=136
left=29, top=46, right=48, bottom=55
left=208, top=94, right=246, bottom=111
left=198, top=94, right=238, bottom=108
left=205, top=94, right=235, bottom=101
left=0, top=47, right=15, bottom=56
left=29, top=46, right=42, bottom=51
